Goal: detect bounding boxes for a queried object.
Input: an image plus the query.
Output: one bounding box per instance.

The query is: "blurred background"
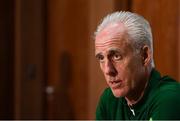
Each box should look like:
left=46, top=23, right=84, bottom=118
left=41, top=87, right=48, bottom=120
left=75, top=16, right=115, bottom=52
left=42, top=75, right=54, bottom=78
left=0, top=0, right=179, bottom=119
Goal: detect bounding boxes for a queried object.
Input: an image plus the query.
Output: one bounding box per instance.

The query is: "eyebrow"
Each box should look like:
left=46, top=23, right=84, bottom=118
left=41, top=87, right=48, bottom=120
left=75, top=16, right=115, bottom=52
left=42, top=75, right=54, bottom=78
left=108, top=48, right=122, bottom=55
left=95, top=49, right=122, bottom=58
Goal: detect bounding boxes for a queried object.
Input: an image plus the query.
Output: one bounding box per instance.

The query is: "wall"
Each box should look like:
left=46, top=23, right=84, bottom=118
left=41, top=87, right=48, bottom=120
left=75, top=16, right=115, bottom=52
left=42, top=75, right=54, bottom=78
left=0, top=0, right=14, bottom=119
left=46, top=0, right=89, bottom=119
left=14, top=0, right=45, bottom=119
left=132, top=0, right=180, bottom=81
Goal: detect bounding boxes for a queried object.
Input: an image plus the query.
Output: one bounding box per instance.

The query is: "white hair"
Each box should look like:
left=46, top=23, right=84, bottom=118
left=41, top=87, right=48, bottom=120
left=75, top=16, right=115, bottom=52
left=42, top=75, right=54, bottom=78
left=94, top=11, right=155, bottom=67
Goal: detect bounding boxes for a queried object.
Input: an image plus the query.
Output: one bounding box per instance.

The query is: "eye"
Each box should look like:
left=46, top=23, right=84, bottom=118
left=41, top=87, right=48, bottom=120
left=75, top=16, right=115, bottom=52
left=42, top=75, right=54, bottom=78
left=96, top=54, right=104, bottom=62
left=112, top=54, right=122, bottom=61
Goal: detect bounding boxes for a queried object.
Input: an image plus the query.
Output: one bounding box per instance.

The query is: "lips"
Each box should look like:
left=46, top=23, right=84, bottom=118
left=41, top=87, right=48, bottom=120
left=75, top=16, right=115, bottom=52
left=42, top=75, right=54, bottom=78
left=109, top=80, right=122, bottom=89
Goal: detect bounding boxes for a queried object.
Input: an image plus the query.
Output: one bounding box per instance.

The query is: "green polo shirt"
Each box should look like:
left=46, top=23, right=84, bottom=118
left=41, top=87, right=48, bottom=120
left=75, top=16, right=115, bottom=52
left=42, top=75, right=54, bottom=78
left=96, top=69, right=180, bottom=120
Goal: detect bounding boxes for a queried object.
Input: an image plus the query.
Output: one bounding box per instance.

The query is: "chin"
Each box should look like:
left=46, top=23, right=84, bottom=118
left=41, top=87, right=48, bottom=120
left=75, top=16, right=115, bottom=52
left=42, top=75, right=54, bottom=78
left=111, top=88, right=126, bottom=98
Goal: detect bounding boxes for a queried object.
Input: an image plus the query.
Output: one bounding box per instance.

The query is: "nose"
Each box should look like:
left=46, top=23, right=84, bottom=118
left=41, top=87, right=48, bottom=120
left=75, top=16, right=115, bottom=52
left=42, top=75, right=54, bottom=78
left=104, top=60, right=117, bottom=77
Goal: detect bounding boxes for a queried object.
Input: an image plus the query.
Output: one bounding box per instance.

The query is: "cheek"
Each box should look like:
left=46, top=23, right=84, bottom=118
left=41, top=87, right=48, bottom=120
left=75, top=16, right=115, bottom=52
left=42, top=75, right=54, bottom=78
left=126, top=56, right=142, bottom=71
left=100, top=63, right=107, bottom=77
left=115, top=59, right=137, bottom=81
left=99, top=63, right=104, bottom=72
left=125, top=58, right=144, bottom=84
left=114, top=62, right=128, bottom=75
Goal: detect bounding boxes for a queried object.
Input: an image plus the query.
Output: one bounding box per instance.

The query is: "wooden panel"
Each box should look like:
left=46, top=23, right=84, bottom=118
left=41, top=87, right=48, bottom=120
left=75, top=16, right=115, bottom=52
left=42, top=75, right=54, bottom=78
left=132, top=0, right=179, bottom=81
left=47, top=0, right=89, bottom=119
left=0, top=0, right=14, bottom=119
left=14, top=0, right=45, bottom=119
left=114, top=0, right=132, bottom=11
left=14, top=0, right=22, bottom=118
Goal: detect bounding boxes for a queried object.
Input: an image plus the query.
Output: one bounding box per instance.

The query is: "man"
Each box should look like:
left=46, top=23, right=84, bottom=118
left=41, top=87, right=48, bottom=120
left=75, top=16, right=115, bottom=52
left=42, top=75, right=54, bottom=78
left=94, top=11, right=180, bottom=120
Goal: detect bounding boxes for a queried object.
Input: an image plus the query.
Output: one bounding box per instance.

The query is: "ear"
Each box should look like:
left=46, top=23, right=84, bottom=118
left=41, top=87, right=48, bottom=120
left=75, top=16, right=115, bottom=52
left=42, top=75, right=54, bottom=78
left=141, top=45, right=151, bottom=66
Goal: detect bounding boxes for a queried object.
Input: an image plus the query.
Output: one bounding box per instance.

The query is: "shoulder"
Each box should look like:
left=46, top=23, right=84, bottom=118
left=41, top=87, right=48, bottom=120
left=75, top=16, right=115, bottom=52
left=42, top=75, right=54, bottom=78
left=150, top=76, right=180, bottom=119
left=155, top=76, right=180, bottom=103
left=96, top=88, right=120, bottom=119
left=100, top=88, right=114, bottom=99
left=158, top=76, right=180, bottom=95
left=98, top=87, right=118, bottom=105
left=149, top=74, right=180, bottom=102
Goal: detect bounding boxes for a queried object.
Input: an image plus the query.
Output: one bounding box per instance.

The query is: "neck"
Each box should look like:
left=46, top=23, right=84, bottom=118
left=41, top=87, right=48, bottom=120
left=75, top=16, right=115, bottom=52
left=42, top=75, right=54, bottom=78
left=125, top=66, right=153, bottom=106
left=126, top=81, right=148, bottom=106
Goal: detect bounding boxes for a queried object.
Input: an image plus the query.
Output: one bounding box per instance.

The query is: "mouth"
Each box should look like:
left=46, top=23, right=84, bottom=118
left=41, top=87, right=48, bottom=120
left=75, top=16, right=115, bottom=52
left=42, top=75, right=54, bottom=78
left=109, top=80, right=122, bottom=89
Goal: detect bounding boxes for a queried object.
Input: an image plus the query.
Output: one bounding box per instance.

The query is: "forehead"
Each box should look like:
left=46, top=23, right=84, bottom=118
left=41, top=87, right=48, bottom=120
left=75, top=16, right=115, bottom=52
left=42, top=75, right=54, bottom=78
left=95, top=39, right=132, bottom=55
left=95, top=22, right=132, bottom=54
left=95, top=22, right=126, bottom=43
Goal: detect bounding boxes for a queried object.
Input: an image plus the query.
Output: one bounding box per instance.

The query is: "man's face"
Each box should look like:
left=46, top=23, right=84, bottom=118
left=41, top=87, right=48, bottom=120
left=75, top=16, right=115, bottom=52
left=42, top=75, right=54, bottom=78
left=95, top=23, right=146, bottom=98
